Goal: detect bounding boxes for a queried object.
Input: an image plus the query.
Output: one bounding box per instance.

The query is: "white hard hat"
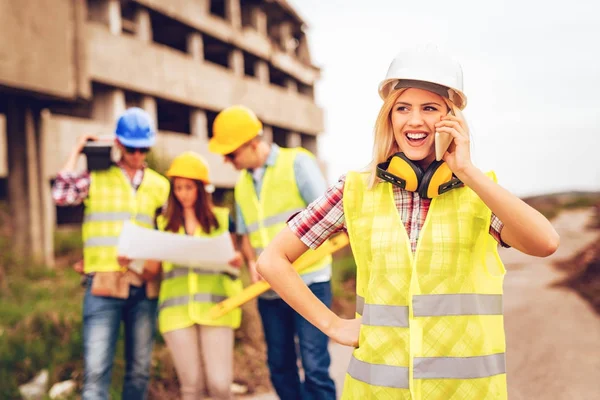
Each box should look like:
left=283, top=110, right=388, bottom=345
left=378, top=47, right=467, bottom=109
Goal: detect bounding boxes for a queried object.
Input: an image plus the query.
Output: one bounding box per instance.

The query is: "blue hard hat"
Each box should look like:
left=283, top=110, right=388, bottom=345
left=115, top=107, right=156, bottom=148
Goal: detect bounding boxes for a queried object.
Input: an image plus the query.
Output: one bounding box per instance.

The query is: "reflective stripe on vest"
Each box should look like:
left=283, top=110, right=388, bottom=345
left=163, top=267, right=229, bottom=280
left=413, top=353, right=506, bottom=379
left=84, top=212, right=154, bottom=227
left=355, top=293, right=503, bottom=324
left=348, top=355, right=409, bottom=389
left=347, top=353, right=506, bottom=388
left=84, top=236, right=120, bottom=247
left=343, top=171, right=507, bottom=399
left=159, top=293, right=228, bottom=310
left=246, top=208, right=304, bottom=233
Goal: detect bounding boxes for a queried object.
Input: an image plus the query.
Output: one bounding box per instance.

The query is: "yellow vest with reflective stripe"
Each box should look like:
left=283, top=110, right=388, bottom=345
left=235, top=147, right=331, bottom=280
left=82, top=166, right=169, bottom=274
left=343, top=171, right=507, bottom=400
left=157, top=207, right=243, bottom=333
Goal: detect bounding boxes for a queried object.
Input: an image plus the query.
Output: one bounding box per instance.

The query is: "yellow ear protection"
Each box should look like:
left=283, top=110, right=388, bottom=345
left=376, top=153, right=463, bottom=199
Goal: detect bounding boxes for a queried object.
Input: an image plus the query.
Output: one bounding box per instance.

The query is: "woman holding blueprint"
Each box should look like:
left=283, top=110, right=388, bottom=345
left=147, top=152, right=243, bottom=400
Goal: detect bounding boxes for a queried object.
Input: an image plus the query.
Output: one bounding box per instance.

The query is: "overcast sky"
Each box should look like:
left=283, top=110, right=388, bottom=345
left=287, top=0, right=600, bottom=197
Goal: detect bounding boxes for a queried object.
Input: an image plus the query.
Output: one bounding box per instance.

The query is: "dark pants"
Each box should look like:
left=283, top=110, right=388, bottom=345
left=258, top=281, right=336, bottom=400
left=82, top=277, right=157, bottom=400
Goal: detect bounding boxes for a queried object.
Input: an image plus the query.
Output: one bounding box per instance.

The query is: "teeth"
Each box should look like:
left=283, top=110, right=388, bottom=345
left=407, top=133, right=427, bottom=140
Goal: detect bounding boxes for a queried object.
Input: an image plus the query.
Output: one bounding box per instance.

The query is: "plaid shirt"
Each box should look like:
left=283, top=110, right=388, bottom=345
left=52, top=162, right=145, bottom=206
left=289, top=174, right=508, bottom=253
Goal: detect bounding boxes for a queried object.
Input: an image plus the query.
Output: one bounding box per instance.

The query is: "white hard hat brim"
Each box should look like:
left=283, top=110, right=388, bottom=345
left=378, top=78, right=467, bottom=109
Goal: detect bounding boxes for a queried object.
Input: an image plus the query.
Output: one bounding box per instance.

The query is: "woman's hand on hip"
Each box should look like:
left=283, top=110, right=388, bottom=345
left=329, top=317, right=362, bottom=348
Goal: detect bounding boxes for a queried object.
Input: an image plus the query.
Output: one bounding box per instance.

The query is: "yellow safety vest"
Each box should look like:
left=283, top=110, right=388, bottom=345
left=157, top=207, right=243, bottom=333
left=343, top=171, right=507, bottom=400
left=235, top=147, right=332, bottom=283
left=82, top=165, right=169, bottom=274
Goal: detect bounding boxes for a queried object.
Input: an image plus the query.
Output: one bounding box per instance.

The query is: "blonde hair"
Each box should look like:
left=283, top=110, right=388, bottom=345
left=367, top=88, right=466, bottom=188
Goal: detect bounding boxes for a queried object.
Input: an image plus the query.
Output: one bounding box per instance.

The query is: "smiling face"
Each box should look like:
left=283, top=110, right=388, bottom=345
left=391, top=88, right=448, bottom=168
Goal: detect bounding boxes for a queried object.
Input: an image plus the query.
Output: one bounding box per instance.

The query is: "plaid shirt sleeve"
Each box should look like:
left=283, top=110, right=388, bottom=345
left=287, top=174, right=347, bottom=250
left=51, top=171, right=91, bottom=206
left=490, top=213, right=510, bottom=248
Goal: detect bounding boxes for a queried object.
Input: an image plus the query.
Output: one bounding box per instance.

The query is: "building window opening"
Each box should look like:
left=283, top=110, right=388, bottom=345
left=210, top=0, right=226, bottom=19
left=243, top=52, right=258, bottom=78
left=241, top=4, right=254, bottom=29
left=156, top=99, right=190, bottom=134
left=120, top=1, right=137, bottom=36
left=206, top=110, right=219, bottom=139
left=204, top=35, right=232, bottom=69
left=272, top=126, right=287, bottom=148
left=298, top=83, right=314, bottom=99
left=269, top=66, right=287, bottom=88
left=151, top=12, right=191, bottom=54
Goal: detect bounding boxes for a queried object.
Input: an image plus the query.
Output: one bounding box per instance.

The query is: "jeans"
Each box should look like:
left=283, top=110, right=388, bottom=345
left=258, top=281, right=336, bottom=400
left=82, top=277, right=157, bottom=400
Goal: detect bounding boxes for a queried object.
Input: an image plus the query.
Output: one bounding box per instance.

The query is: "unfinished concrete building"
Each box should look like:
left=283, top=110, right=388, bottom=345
left=0, top=0, right=324, bottom=266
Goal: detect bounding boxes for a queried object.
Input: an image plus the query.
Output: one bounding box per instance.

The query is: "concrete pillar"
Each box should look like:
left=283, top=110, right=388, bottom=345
left=279, top=21, right=294, bottom=53
left=226, top=0, right=242, bottom=30
left=261, top=125, right=273, bottom=143
left=303, top=135, right=318, bottom=156
left=25, top=108, right=44, bottom=263
left=229, top=49, right=245, bottom=77
left=140, top=96, right=157, bottom=130
left=286, top=132, right=301, bottom=148
left=39, top=110, right=55, bottom=267
left=285, top=78, right=298, bottom=94
left=92, top=88, right=126, bottom=124
left=199, top=0, right=210, bottom=14
left=251, top=6, right=268, bottom=36
left=135, top=7, right=152, bottom=43
left=107, top=0, right=122, bottom=35
left=0, top=114, right=7, bottom=178
left=187, top=32, right=204, bottom=62
left=5, top=100, right=29, bottom=258
left=255, top=60, right=269, bottom=84
left=190, top=109, right=208, bottom=139
left=3, top=99, right=46, bottom=262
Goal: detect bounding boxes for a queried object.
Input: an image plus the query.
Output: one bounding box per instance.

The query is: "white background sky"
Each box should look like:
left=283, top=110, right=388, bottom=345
left=287, top=0, right=600, bottom=197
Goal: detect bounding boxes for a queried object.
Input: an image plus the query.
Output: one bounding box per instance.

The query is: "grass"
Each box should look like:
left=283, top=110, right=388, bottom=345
left=0, top=247, right=84, bottom=398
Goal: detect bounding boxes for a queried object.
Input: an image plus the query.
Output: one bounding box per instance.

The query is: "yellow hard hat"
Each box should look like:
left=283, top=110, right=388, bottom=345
left=166, top=151, right=210, bottom=183
left=208, top=105, right=263, bottom=155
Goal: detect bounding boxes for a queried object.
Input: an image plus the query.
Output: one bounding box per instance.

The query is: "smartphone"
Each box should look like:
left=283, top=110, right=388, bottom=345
left=434, top=109, right=455, bottom=161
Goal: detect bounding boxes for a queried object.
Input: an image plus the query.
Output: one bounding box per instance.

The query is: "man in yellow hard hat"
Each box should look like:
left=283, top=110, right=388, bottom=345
left=209, top=105, right=336, bottom=400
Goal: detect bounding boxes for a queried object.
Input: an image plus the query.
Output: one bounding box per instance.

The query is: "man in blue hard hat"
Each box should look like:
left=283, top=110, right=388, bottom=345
left=52, top=107, right=170, bottom=400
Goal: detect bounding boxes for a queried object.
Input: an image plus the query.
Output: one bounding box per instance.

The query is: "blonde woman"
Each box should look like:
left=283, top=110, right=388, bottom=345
left=151, top=152, right=243, bottom=400
left=255, top=48, right=559, bottom=399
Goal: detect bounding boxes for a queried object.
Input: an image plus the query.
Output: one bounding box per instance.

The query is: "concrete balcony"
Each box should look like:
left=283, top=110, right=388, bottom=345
left=132, top=0, right=320, bottom=85
left=87, top=23, right=324, bottom=135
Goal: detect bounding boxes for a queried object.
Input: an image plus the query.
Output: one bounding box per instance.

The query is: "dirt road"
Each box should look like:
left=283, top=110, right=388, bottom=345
left=245, top=209, right=600, bottom=400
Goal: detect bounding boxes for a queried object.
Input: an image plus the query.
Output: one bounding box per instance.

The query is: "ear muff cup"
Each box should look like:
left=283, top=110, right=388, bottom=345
left=387, top=153, right=423, bottom=192
left=376, top=153, right=423, bottom=190
left=420, top=160, right=452, bottom=199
